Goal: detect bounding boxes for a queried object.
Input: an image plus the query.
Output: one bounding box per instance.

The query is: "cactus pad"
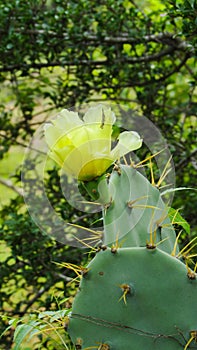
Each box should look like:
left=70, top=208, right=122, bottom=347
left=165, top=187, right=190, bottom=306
left=68, top=247, right=197, bottom=349
left=98, top=165, right=177, bottom=254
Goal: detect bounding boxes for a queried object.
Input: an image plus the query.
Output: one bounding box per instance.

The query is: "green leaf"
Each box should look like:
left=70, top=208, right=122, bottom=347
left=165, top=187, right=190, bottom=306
left=187, top=0, right=196, bottom=9
left=13, top=321, right=41, bottom=350
left=0, top=317, right=19, bottom=339
left=161, top=187, right=196, bottom=196
left=38, top=309, right=68, bottom=322
left=168, top=207, right=190, bottom=234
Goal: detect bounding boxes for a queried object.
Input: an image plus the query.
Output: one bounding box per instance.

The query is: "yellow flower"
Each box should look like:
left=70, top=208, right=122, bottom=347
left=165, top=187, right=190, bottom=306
left=44, top=105, right=142, bottom=181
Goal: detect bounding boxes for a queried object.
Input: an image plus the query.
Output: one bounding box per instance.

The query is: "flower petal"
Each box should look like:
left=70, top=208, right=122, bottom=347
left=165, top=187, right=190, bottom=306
left=78, top=157, right=113, bottom=181
left=111, top=131, right=142, bottom=159
left=44, top=109, right=82, bottom=149
left=83, top=105, right=115, bottom=154
left=83, top=104, right=116, bottom=125
left=52, top=109, right=83, bottom=132
left=53, top=143, right=113, bottom=180
left=44, top=123, right=63, bottom=148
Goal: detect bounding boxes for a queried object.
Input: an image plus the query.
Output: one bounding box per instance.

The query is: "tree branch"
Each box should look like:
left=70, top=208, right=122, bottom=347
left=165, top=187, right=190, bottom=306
left=0, top=133, right=46, bottom=154
left=0, top=32, right=192, bottom=73
left=0, top=177, right=23, bottom=196
left=21, top=284, right=52, bottom=315
left=0, top=48, right=190, bottom=73
left=20, top=272, right=72, bottom=315
left=0, top=29, right=191, bottom=49
left=176, top=148, right=197, bottom=169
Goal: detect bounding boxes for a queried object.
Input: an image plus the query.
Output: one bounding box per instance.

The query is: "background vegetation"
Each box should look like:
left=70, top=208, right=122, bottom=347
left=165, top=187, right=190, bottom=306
left=0, top=0, right=196, bottom=348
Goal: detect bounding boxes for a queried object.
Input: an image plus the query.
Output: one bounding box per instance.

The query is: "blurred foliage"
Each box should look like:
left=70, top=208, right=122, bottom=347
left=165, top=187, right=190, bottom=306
left=0, top=0, right=196, bottom=348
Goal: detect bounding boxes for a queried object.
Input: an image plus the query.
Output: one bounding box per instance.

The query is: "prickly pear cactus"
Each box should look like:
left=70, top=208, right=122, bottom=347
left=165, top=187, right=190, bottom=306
left=67, top=165, right=197, bottom=350
left=68, top=247, right=197, bottom=350
left=99, top=164, right=177, bottom=253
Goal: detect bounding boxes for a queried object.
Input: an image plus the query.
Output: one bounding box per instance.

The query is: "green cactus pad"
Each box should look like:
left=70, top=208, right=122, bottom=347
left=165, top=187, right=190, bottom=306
left=98, top=165, right=177, bottom=254
left=68, top=247, right=197, bottom=349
